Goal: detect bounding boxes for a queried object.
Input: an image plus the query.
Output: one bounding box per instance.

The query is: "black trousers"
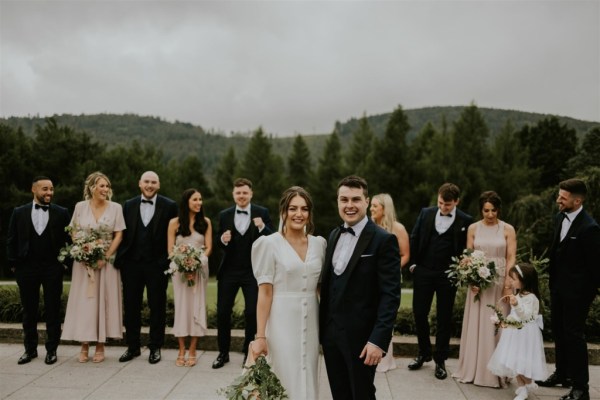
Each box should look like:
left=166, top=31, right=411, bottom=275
left=322, top=321, right=376, bottom=400
left=550, top=290, right=594, bottom=391
left=411, top=266, right=457, bottom=362
left=16, top=264, right=63, bottom=353
left=216, top=274, right=258, bottom=354
left=121, top=261, right=168, bottom=350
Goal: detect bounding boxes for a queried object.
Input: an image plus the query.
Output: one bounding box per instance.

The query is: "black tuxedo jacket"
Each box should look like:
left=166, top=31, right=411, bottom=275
left=114, top=194, right=177, bottom=270
left=409, top=206, right=473, bottom=268
left=319, top=219, right=401, bottom=352
left=216, top=204, right=273, bottom=279
left=7, top=202, right=71, bottom=269
left=549, top=209, right=600, bottom=298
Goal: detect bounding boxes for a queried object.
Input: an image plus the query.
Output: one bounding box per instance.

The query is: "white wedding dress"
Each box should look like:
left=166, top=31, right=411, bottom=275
left=252, top=232, right=326, bottom=400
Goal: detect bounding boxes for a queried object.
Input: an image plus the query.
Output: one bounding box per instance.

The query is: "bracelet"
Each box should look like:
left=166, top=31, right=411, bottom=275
left=255, top=336, right=266, bottom=340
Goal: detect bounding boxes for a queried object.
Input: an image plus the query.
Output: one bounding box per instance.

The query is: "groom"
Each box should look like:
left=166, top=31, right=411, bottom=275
left=320, top=175, right=400, bottom=400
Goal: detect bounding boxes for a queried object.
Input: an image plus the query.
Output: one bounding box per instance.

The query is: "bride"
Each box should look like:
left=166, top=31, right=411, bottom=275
left=250, top=186, right=326, bottom=399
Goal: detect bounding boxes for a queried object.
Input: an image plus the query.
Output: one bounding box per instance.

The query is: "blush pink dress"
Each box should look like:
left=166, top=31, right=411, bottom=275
left=62, top=201, right=125, bottom=342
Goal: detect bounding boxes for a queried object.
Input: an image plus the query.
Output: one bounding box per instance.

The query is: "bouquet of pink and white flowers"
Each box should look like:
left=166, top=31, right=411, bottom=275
left=58, top=224, right=112, bottom=269
left=165, top=243, right=206, bottom=287
left=446, top=248, right=496, bottom=302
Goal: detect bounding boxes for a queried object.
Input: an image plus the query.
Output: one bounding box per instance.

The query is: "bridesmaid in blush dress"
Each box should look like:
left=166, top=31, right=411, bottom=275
left=167, top=188, right=212, bottom=367
left=62, top=172, right=125, bottom=363
left=250, top=186, right=326, bottom=400
left=370, top=193, right=410, bottom=372
left=452, top=191, right=516, bottom=387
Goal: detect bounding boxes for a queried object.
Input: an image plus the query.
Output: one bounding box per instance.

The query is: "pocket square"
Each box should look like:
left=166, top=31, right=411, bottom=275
left=461, top=227, right=466, bottom=231
left=569, top=236, right=577, bottom=240
left=361, top=254, right=374, bottom=258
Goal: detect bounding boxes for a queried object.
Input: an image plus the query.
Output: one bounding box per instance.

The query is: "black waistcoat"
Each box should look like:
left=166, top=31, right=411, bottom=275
left=26, top=219, right=54, bottom=266
left=421, top=225, right=455, bottom=270
left=130, top=216, right=156, bottom=262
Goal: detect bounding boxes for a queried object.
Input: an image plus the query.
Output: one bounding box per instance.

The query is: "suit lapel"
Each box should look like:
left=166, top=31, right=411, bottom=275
left=23, top=204, right=33, bottom=238
left=421, top=209, right=436, bottom=255
left=129, top=198, right=142, bottom=238
left=152, top=197, right=164, bottom=236
left=344, top=222, right=375, bottom=278
left=565, top=210, right=587, bottom=240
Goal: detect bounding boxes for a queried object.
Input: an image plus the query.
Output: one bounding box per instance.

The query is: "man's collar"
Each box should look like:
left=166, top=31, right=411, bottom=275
left=141, top=194, right=157, bottom=202
left=344, top=216, right=368, bottom=236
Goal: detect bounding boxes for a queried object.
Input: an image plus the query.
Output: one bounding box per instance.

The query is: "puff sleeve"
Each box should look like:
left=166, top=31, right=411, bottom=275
left=251, top=235, right=276, bottom=285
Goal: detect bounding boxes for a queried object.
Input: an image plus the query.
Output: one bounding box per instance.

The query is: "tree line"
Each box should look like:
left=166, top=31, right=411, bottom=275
left=1, top=104, right=600, bottom=276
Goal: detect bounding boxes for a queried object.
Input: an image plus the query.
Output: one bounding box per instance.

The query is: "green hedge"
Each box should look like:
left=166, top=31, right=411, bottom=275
left=1, top=285, right=598, bottom=342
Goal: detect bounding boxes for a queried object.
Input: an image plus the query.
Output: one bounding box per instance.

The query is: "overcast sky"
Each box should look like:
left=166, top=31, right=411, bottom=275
left=1, top=0, right=598, bottom=136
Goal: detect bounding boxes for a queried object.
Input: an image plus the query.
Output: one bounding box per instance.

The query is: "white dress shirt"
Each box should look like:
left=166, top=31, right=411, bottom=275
left=31, top=202, right=49, bottom=235
left=560, top=206, right=583, bottom=242
left=235, top=206, right=251, bottom=235
left=140, top=194, right=157, bottom=226
left=435, top=207, right=456, bottom=234
left=332, top=216, right=369, bottom=276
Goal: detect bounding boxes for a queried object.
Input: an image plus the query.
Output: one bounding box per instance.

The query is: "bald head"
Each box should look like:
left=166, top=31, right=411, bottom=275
left=139, top=171, right=160, bottom=199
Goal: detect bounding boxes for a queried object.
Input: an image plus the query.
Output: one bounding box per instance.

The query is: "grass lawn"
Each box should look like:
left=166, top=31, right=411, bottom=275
left=10, top=278, right=414, bottom=312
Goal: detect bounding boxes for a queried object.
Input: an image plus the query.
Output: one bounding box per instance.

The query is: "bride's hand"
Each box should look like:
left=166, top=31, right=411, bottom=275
left=251, top=338, right=268, bottom=359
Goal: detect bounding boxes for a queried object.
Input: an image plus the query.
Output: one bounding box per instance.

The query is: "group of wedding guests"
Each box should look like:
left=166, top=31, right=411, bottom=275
left=7, top=171, right=600, bottom=400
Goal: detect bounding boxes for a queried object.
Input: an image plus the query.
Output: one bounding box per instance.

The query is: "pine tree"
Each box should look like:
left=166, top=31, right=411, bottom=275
left=287, top=135, right=312, bottom=188
left=311, top=130, right=344, bottom=236
left=211, top=146, right=239, bottom=212
left=345, top=113, right=374, bottom=176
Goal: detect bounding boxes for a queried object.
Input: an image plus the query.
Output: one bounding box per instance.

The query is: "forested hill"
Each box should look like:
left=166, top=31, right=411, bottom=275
left=2, top=106, right=597, bottom=174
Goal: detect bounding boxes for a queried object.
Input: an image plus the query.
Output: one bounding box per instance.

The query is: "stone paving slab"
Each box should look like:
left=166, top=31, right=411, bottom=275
left=1, top=343, right=599, bottom=400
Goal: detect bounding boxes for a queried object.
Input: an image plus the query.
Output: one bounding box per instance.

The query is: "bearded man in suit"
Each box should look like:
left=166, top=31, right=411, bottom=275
left=319, top=175, right=401, bottom=400
left=7, top=176, right=71, bottom=365
left=115, top=171, right=177, bottom=364
left=212, top=178, right=273, bottom=369
left=536, top=178, right=600, bottom=400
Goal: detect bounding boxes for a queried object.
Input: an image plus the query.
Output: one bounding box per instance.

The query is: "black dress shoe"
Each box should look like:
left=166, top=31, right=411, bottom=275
left=119, top=348, right=141, bottom=362
left=212, top=352, right=230, bottom=369
left=17, top=350, right=38, bottom=365
left=434, top=362, right=448, bottom=380
left=560, top=389, right=590, bottom=400
left=148, top=348, right=161, bottom=364
left=407, top=355, right=432, bottom=370
left=536, top=371, right=572, bottom=387
left=44, top=351, right=57, bottom=365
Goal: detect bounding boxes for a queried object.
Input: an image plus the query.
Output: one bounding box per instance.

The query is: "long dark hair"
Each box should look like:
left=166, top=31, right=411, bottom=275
left=177, top=188, right=208, bottom=236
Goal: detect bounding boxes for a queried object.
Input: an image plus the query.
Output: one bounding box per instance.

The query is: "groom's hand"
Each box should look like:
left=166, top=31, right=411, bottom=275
left=359, top=343, right=383, bottom=366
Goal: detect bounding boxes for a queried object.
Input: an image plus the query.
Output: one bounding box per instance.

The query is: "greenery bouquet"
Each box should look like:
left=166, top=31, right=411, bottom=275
left=446, top=248, right=496, bottom=302
left=218, top=354, right=287, bottom=400
left=57, top=224, right=112, bottom=270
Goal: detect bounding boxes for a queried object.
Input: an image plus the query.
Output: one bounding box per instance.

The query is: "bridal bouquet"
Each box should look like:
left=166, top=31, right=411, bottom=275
left=165, top=243, right=206, bottom=287
left=446, top=249, right=496, bottom=302
left=58, top=224, right=112, bottom=269
left=218, top=355, right=288, bottom=400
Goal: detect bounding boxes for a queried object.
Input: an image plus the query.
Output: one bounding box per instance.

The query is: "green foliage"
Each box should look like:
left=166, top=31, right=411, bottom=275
left=287, top=135, right=312, bottom=188
left=310, top=130, right=344, bottom=236
left=518, top=116, right=578, bottom=191
left=345, top=113, right=374, bottom=176
left=218, top=355, right=288, bottom=400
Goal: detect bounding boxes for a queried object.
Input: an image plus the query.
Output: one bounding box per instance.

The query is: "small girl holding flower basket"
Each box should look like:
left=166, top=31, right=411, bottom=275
left=487, top=263, right=548, bottom=400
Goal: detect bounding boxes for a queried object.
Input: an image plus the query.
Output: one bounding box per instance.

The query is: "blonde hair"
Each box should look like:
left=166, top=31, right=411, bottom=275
left=372, top=193, right=397, bottom=233
left=83, top=171, right=113, bottom=201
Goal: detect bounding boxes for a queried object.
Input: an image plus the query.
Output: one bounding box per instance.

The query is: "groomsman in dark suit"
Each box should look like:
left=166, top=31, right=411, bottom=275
left=407, top=183, right=472, bottom=379
left=536, top=179, right=600, bottom=400
left=7, top=176, right=71, bottom=365
left=212, top=178, right=273, bottom=369
left=319, top=176, right=400, bottom=400
left=114, top=171, right=177, bottom=364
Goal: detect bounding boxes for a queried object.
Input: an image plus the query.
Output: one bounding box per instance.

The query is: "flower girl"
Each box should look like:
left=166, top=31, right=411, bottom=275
left=487, top=263, right=548, bottom=400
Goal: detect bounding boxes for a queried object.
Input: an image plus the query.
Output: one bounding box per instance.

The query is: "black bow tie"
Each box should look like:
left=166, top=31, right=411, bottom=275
left=339, top=226, right=355, bottom=236
left=236, top=210, right=248, bottom=215
left=561, top=212, right=570, bottom=222
left=440, top=213, right=452, bottom=217
left=141, top=199, right=154, bottom=205
left=35, top=204, right=49, bottom=212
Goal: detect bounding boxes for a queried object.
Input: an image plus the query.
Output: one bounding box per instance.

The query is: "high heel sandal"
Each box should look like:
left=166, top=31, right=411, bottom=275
left=79, top=345, right=89, bottom=363
left=185, top=353, right=197, bottom=367
left=92, top=350, right=105, bottom=363
left=175, top=353, right=186, bottom=367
